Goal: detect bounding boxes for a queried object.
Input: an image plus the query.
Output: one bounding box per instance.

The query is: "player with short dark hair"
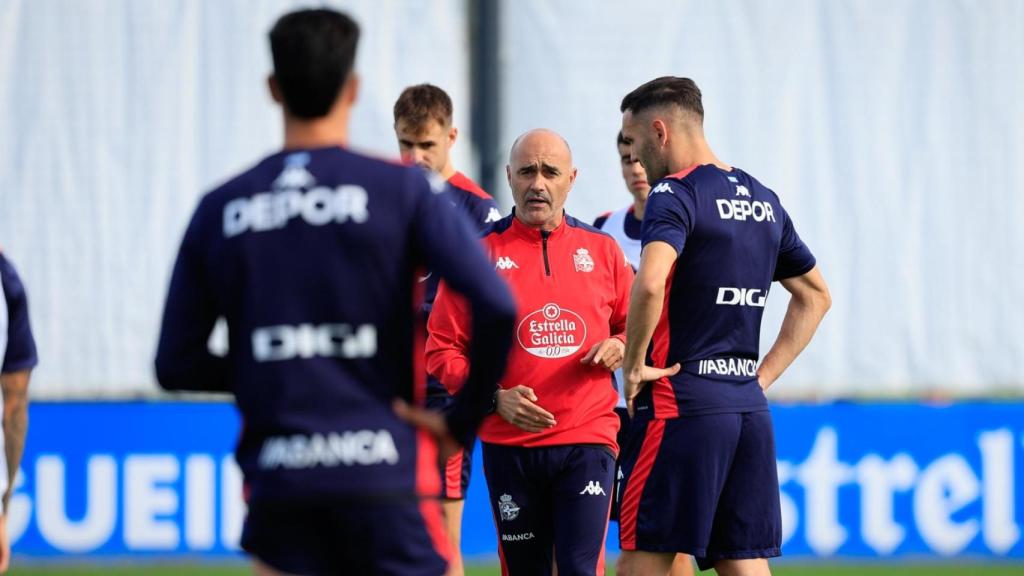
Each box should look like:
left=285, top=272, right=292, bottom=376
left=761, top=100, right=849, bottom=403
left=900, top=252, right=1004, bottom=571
left=617, top=76, right=831, bottom=576
left=0, top=252, right=37, bottom=575
left=393, top=83, right=501, bottom=576
left=155, top=9, right=516, bottom=576
left=594, top=134, right=695, bottom=576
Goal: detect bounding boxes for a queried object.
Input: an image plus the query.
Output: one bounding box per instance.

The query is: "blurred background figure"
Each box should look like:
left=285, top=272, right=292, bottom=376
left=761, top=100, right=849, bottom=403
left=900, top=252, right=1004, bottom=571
left=154, top=8, right=513, bottom=575
left=0, top=252, right=37, bottom=574
left=393, top=83, right=501, bottom=576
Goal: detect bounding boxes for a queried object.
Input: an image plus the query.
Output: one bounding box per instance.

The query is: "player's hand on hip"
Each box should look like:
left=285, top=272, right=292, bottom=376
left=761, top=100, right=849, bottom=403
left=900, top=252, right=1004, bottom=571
left=496, top=385, right=557, bottom=432
left=624, top=363, right=681, bottom=418
left=392, top=399, right=460, bottom=459
left=580, top=338, right=626, bottom=371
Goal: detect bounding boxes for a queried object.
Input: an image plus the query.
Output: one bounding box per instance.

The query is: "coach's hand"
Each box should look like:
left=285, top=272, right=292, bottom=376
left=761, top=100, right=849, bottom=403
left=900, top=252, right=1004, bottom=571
left=624, top=363, right=681, bottom=418
left=392, top=400, right=461, bottom=460
left=496, top=386, right=557, bottom=433
left=580, top=338, right=625, bottom=371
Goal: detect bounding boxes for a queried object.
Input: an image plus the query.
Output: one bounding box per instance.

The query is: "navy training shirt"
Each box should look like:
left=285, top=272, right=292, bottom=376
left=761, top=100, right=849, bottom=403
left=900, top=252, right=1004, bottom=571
left=0, top=254, right=38, bottom=374
left=155, top=146, right=515, bottom=502
left=635, top=164, right=816, bottom=419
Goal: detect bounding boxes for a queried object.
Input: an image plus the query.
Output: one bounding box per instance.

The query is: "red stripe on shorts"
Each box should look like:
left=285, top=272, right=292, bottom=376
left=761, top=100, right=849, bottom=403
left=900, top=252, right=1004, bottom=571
left=650, top=264, right=679, bottom=418
left=619, top=418, right=666, bottom=549
left=444, top=449, right=465, bottom=499
left=419, top=497, right=453, bottom=563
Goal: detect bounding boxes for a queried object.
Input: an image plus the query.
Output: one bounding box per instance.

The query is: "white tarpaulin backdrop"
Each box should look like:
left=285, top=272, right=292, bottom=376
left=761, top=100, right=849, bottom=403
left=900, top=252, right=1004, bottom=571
left=0, top=0, right=473, bottom=396
left=1, top=0, right=1022, bottom=397
left=498, top=0, right=1024, bottom=398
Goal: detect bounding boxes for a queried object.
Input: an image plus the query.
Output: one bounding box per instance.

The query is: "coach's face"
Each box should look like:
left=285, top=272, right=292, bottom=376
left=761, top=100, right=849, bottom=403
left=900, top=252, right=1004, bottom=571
left=507, top=129, right=577, bottom=232
left=621, top=109, right=668, bottom=183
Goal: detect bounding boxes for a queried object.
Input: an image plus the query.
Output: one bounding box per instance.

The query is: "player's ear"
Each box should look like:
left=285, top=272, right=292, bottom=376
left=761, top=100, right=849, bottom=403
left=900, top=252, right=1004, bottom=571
left=448, top=126, right=458, bottom=147
left=342, top=72, right=360, bottom=106
left=506, top=164, right=513, bottom=187
left=268, top=74, right=283, bottom=104
left=569, top=167, right=578, bottom=186
left=653, top=119, right=669, bottom=148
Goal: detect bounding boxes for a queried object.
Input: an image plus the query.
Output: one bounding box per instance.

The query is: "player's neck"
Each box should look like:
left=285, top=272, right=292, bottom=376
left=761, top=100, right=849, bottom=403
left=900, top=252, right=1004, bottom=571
left=674, top=139, right=731, bottom=173
left=439, top=163, right=457, bottom=180
left=281, top=109, right=350, bottom=151
left=632, top=198, right=647, bottom=220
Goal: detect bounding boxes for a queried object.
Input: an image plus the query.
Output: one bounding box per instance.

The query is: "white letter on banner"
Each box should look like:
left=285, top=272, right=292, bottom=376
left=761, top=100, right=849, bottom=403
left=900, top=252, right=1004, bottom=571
left=795, top=427, right=854, bottom=555
left=185, top=455, right=216, bottom=550
left=221, top=456, right=244, bottom=550
left=776, top=461, right=798, bottom=546
left=124, top=455, right=180, bottom=550
left=9, top=470, right=32, bottom=544
left=856, top=453, right=918, bottom=555
left=36, top=455, right=117, bottom=552
left=979, top=429, right=1020, bottom=553
left=914, top=454, right=980, bottom=555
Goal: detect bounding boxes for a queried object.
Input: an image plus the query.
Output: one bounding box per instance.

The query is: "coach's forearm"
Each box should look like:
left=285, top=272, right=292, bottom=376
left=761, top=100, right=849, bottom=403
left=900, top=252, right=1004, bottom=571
left=758, top=291, right=830, bottom=390
left=0, top=371, right=30, bottom=513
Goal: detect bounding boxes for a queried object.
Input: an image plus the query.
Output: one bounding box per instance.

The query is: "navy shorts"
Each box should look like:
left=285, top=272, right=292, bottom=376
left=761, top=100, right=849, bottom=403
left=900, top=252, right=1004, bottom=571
left=482, top=442, right=615, bottom=576
left=241, top=496, right=450, bottom=575
left=426, top=375, right=475, bottom=499
left=618, top=411, right=781, bottom=571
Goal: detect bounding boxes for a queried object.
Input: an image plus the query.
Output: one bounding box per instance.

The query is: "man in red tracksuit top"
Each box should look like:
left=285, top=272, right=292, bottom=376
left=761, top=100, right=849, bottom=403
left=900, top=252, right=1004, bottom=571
left=427, top=129, right=634, bottom=576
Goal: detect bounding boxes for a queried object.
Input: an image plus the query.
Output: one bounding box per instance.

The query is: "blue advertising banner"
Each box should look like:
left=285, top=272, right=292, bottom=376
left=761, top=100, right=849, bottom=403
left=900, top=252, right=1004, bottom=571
left=10, top=401, right=1024, bottom=560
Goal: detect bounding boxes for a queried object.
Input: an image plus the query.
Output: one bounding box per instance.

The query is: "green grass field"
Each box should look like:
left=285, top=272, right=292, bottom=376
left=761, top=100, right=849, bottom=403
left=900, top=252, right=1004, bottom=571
left=8, top=563, right=1024, bottom=575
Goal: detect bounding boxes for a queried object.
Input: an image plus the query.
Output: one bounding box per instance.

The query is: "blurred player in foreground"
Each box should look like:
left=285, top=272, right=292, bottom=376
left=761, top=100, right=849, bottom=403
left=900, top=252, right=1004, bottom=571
left=0, top=252, right=37, bottom=575
left=594, top=134, right=694, bottom=576
left=155, top=9, right=515, bottom=575
left=428, top=129, right=633, bottom=575
left=617, top=77, right=830, bottom=576
left=393, top=83, right=501, bottom=576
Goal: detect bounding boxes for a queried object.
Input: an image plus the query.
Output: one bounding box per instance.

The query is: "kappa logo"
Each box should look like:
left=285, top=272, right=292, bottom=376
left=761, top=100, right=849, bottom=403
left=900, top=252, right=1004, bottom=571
left=273, top=153, right=316, bottom=190
left=651, top=182, right=673, bottom=195
left=735, top=184, right=751, bottom=198
left=579, top=481, right=606, bottom=496
left=495, top=256, right=519, bottom=270
left=485, top=207, right=502, bottom=223
left=498, top=494, right=520, bottom=521
left=572, top=248, right=594, bottom=273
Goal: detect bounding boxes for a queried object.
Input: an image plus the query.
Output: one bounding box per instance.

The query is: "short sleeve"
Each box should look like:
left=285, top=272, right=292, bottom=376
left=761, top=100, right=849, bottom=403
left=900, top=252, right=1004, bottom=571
left=774, top=206, right=817, bottom=280
left=1, top=255, right=39, bottom=373
left=641, top=180, right=696, bottom=255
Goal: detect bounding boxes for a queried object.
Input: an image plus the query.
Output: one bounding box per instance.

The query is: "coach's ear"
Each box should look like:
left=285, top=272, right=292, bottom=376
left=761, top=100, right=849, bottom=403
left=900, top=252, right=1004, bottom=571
left=267, top=74, right=283, bottom=104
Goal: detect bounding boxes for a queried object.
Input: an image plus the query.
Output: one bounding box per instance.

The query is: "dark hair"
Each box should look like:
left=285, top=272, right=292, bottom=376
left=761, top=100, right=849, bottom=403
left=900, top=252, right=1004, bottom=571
left=269, top=9, right=360, bottom=119
left=616, top=131, right=629, bottom=147
left=620, top=76, right=704, bottom=120
left=393, top=84, right=453, bottom=128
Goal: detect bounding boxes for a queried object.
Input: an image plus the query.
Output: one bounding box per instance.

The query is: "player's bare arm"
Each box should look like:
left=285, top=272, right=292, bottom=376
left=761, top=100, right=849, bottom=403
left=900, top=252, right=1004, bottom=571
left=0, top=369, right=29, bottom=574
left=580, top=337, right=626, bottom=371
left=0, top=370, right=28, bottom=514
left=756, top=265, right=831, bottom=391
left=495, top=385, right=556, bottom=433
left=623, top=241, right=681, bottom=416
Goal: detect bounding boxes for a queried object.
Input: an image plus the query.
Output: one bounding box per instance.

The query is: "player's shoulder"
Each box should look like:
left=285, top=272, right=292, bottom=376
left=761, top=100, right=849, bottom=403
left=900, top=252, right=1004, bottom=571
left=481, top=213, right=516, bottom=241
left=0, top=252, right=26, bottom=299
left=592, top=211, right=612, bottom=229
left=566, top=214, right=619, bottom=249
left=448, top=172, right=493, bottom=200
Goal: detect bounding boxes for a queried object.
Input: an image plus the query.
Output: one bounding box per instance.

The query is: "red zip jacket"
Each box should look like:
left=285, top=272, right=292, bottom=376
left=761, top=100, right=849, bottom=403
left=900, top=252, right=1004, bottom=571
left=426, top=213, right=634, bottom=453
